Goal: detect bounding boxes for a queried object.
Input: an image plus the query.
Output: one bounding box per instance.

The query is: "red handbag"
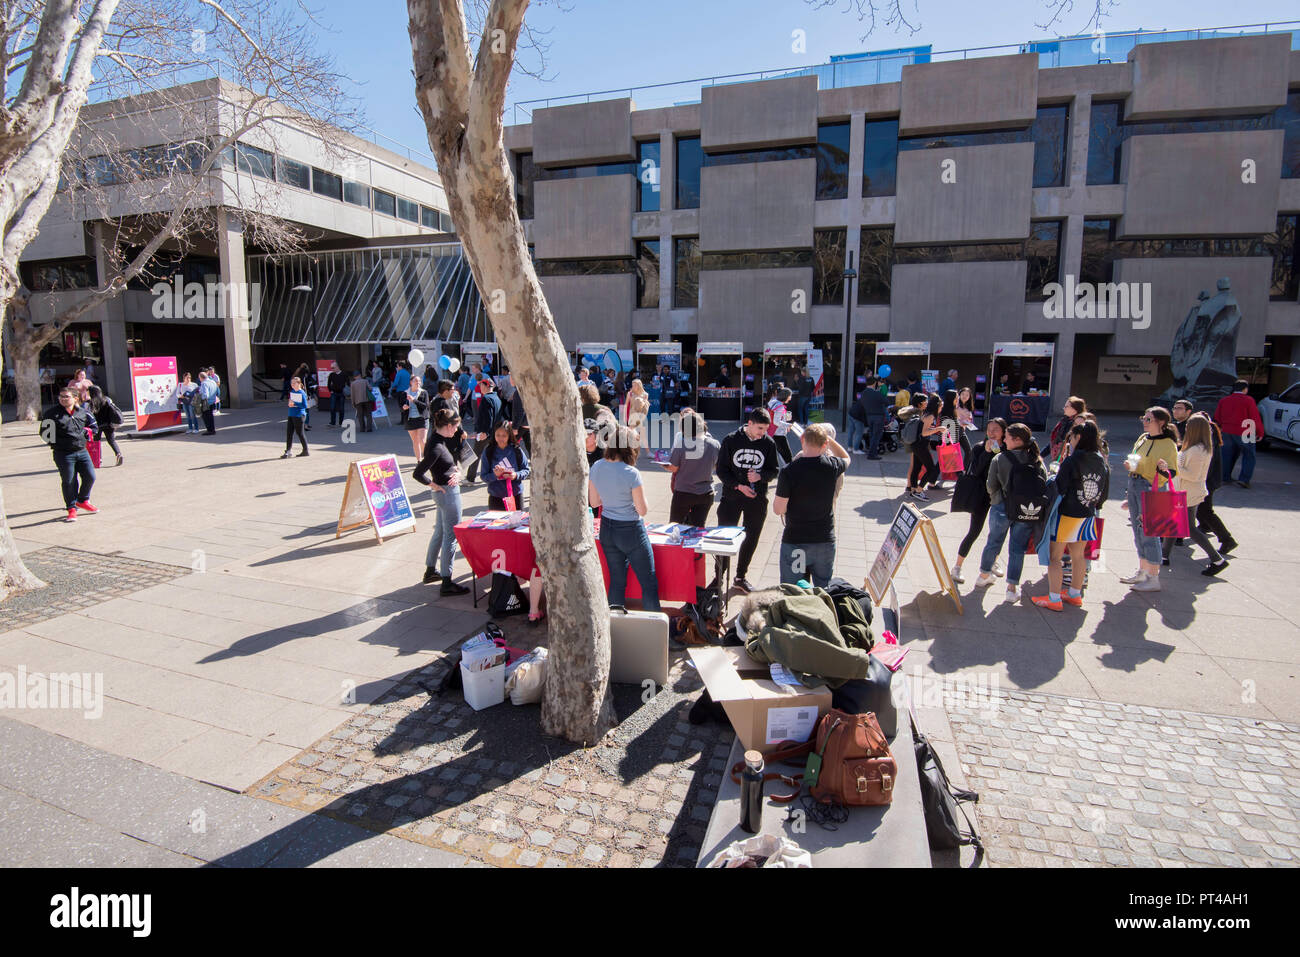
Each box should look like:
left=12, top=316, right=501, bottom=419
left=1086, top=518, right=1105, bottom=561
left=1141, top=474, right=1189, bottom=538
left=937, top=441, right=964, bottom=475
left=84, top=428, right=102, bottom=469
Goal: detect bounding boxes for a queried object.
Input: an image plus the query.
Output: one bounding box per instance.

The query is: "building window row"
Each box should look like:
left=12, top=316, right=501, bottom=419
left=62, top=141, right=209, bottom=189
left=1087, top=92, right=1300, bottom=185
left=20, top=258, right=99, bottom=292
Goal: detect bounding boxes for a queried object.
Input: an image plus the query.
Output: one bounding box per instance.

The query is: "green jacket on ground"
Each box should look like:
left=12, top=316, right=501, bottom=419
left=744, top=584, right=874, bottom=689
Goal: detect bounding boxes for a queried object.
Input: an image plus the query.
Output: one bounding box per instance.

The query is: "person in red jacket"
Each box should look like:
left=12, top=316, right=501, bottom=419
left=1213, top=380, right=1264, bottom=489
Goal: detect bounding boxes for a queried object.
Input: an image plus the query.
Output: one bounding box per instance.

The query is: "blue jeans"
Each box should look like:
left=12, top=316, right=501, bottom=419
left=53, top=449, right=95, bottom=508
left=600, top=517, right=660, bottom=612
left=425, top=485, right=462, bottom=575
left=780, top=541, right=836, bottom=588
left=183, top=404, right=198, bottom=431
left=1126, top=475, right=1163, bottom=565
left=1221, top=433, right=1256, bottom=483
left=796, top=396, right=811, bottom=425
left=865, top=414, right=884, bottom=456
left=847, top=417, right=866, bottom=452
left=980, top=502, right=1034, bottom=583
left=329, top=392, right=345, bottom=425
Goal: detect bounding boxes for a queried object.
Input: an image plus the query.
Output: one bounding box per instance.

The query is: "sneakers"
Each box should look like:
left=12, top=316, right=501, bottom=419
left=910, top=489, right=930, bottom=502
left=115, top=454, right=124, bottom=466
left=1031, top=595, right=1063, bottom=612
left=1130, top=576, right=1162, bottom=592
left=734, top=577, right=754, bottom=594
left=296, top=451, right=309, bottom=457
left=281, top=452, right=293, bottom=459
left=950, top=564, right=965, bottom=584
left=422, top=567, right=442, bottom=585
left=974, top=572, right=996, bottom=588
left=1202, top=559, right=1229, bottom=577
left=1219, top=539, right=1239, bottom=556
left=1004, top=585, right=1020, bottom=603
left=1236, top=480, right=1250, bottom=489
left=439, top=580, right=470, bottom=596
left=992, top=561, right=1005, bottom=578
left=1062, top=594, right=1084, bottom=607
left=1120, top=570, right=1147, bottom=584
left=64, top=508, right=77, bottom=523
left=76, top=501, right=98, bottom=514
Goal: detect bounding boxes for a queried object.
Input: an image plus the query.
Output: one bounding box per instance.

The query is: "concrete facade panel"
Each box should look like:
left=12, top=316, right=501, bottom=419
left=534, top=175, right=635, bottom=260
left=532, top=98, right=634, bottom=166
left=899, top=54, right=1038, bottom=135
left=539, top=273, right=633, bottom=345
left=818, top=83, right=901, bottom=118
left=894, top=142, right=1034, bottom=244
left=701, top=77, right=818, bottom=151
left=1120, top=131, right=1283, bottom=237
left=699, top=159, right=815, bottom=251
left=889, top=261, right=1029, bottom=350
left=1126, top=35, right=1291, bottom=120
left=698, top=267, right=812, bottom=348
left=1110, top=257, right=1274, bottom=356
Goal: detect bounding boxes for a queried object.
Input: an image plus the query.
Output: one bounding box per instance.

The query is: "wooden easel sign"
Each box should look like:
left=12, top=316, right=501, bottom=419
left=336, top=454, right=417, bottom=542
left=865, top=502, right=963, bottom=614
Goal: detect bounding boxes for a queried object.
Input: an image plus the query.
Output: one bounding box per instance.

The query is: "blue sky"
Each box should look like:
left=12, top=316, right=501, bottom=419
left=308, top=0, right=1299, bottom=157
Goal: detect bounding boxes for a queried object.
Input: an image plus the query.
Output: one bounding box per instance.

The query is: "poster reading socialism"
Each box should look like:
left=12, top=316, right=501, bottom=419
left=335, top=454, right=416, bottom=541
left=129, top=356, right=181, bottom=433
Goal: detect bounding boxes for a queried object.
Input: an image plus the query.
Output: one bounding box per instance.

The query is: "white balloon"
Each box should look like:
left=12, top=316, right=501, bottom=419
left=447, top=357, right=461, bottom=373
left=408, top=348, right=425, bottom=367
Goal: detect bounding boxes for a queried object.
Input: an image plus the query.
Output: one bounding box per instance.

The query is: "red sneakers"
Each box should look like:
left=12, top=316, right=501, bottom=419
left=1031, top=595, right=1063, bottom=612
left=64, top=508, right=78, bottom=522
left=76, top=501, right=99, bottom=514
left=1062, top=594, right=1084, bottom=607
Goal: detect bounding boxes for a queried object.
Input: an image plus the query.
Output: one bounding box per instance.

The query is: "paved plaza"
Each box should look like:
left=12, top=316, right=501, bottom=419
left=0, top=403, right=1297, bottom=866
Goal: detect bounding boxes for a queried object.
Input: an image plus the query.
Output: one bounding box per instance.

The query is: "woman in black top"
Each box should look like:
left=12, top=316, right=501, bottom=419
left=402, top=375, right=430, bottom=461
left=87, top=385, right=125, bottom=466
left=413, top=408, right=471, bottom=594
left=907, top=393, right=945, bottom=499
left=951, top=417, right=1006, bottom=583
left=1033, top=420, right=1109, bottom=610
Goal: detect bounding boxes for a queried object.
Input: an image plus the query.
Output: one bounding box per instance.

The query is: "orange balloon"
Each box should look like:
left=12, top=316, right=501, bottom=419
left=742, top=357, right=753, bottom=367
left=698, top=357, right=706, bottom=366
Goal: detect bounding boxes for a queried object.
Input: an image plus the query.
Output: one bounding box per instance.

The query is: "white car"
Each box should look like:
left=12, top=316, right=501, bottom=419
left=1258, top=381, right=1300, bottom=449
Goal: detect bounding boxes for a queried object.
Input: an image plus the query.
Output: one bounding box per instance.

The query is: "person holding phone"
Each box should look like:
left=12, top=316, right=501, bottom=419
left=282, top=376, right=309, bottom=457
left=950, top=417, right=1007, bottom=584
left=484, top=421, right=530, bottom=511
left=402, top=375, right=430, bottom=460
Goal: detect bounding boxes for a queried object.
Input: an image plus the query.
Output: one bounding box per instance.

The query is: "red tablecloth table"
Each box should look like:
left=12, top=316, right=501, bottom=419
left=452, top=521, right=704, bottom=605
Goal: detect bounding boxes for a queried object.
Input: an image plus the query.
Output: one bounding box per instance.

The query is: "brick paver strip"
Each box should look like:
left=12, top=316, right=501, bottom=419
left=251, top=631, right=734, bottom=868
left=0, top=546, right=190, bottom=631
left=948, top=690, right=1300, bottom=867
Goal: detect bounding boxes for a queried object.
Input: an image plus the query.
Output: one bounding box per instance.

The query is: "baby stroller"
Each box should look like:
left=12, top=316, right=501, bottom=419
left=877, top=405, right=907, bottom=455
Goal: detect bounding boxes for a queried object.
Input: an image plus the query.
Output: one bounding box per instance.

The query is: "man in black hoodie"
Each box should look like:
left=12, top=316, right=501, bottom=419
left=714, top=407, right=780, bottom=592
left=41, top=387, right=100, bottom=522
left=465, top=377, right=503, bottom=483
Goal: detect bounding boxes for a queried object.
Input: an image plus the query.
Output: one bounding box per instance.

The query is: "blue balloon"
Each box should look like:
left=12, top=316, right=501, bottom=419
left=878, top=363, right=892, bottom=378
left=439, top=355, right=452, bottom=369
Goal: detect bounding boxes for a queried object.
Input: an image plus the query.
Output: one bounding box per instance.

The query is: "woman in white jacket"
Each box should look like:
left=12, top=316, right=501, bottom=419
left=1157, top=414, right=1229, bottom=577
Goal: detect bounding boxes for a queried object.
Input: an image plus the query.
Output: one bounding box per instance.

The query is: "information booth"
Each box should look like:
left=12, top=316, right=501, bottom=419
left=461, top=341, right=501, bottom=379
left=873, top=341, right=931, bottom=389
left=987, top=342, right=1055, bottom=431
left=761, top=341, right=814, bottom=408
left=696, top=341, right=744, bottom=423
left=636, top=341, right=684, bottom=415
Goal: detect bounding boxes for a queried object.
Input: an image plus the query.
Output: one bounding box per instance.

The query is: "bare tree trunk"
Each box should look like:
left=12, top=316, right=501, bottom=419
left=409, top=0, right=613, bottom=744
left=10, top=335, right=43, bottom=423
left=0, top=277, right=46, bottom=599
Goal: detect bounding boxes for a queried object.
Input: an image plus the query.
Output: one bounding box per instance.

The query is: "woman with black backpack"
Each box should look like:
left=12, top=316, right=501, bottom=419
left=975, top=422, right=1047, bottom=602
left=949, top=417, right=1007, bottom=584
left=905, top=393, right=945, bottom=501
left=87, top=385, right=125, bottom=467
left=1031, top=420, right=1109, bottom=611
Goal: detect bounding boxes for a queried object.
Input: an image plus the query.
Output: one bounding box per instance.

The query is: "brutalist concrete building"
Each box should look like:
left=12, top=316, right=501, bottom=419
left=504, top=31, right=1300, bottom=412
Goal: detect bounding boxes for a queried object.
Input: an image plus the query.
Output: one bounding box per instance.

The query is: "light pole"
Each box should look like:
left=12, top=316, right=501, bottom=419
left=839, top=251, right=858, bottom=431
left=291, top=283, right=319, bottom=396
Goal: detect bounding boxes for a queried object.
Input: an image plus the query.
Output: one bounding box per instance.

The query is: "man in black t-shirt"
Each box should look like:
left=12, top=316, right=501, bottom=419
left=715, top=407, right=780, bottom=593
left=774, top=423, right=850, bottom=588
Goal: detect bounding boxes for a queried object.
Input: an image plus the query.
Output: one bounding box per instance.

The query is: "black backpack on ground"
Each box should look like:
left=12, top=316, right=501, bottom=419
left=487, top=572, right=529, bottom=616
left=910, top=712, right=983, bottom=856
left=1003, top=455, right=1050, bottom=525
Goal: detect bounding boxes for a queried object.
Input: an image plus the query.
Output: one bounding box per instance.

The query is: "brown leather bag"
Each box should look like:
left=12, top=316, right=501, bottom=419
left=728, top=708, right=897, bottom=807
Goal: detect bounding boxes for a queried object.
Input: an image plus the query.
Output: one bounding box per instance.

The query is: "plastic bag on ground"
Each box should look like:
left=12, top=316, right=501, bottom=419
left=505, top=647, right=548, bottom=705
left=707, top=833, right=812, bottom=868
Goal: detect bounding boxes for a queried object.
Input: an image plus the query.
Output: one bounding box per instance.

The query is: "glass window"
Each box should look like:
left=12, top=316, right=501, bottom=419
left=514, top=151, right=535, bottom=219
left=421, top=206, right=438, bottom=229
left=397, top=197, right=420, bottom=223
left=312, top=168, right=342, bottom=200
left=85, top=154, right=121, bottom=186
left=637, top=140, right=661, bottom=212
left=673, top=236, right=700, bottom=307
left=701, top=250, right=814, bottom=270
left=816, top=122, right=851, bottom=200
left=1086, top=101, right=1123, bottom=185
left=278, top=156, right=310, bottom=190
left=703, top=145, right=816, bottom=167
left=373, top=189, right=396, bottom=217
left=813, top=229, right=847, bottom=305
left=1025, top=220, right=1063, bottom=299
left=862, top=119, right=899, bottom=197
left=343, top=180, right=370, bottom=208
left=675, top=136, right=702, bottom=210
left=1031, top=105, right=1069, bottom=188
left=858, top=227, right=893, bottom=304
left=1268, top=214, right=1299, bottom=301
left=637, top=240, right=660, bottom=309
left=439, top=211, right=454, bottom=232
left=235, top=143, right=275, bottom=179
left=1081, top=218, right=1116, bottom=286
left=1281, top=90, right=1300, bottom=180
left=535, top=259, right=634, bottom=277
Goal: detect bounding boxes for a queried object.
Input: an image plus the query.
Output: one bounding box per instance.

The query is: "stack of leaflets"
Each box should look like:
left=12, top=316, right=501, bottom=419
left=468, top=510, right=510, bottom=528
left=645, top=522, right=696, bottom=545
left=703, top=526, right=745, bottom=544
left=461, top=633, right=507, bottom=672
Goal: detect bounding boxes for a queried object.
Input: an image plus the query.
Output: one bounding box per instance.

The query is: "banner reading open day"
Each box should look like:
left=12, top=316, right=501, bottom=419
left=129, top=356, right=181, bottom=433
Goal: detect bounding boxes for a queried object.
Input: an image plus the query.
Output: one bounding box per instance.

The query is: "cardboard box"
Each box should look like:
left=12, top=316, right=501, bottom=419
left=688, top=646, right=832, bottom=757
